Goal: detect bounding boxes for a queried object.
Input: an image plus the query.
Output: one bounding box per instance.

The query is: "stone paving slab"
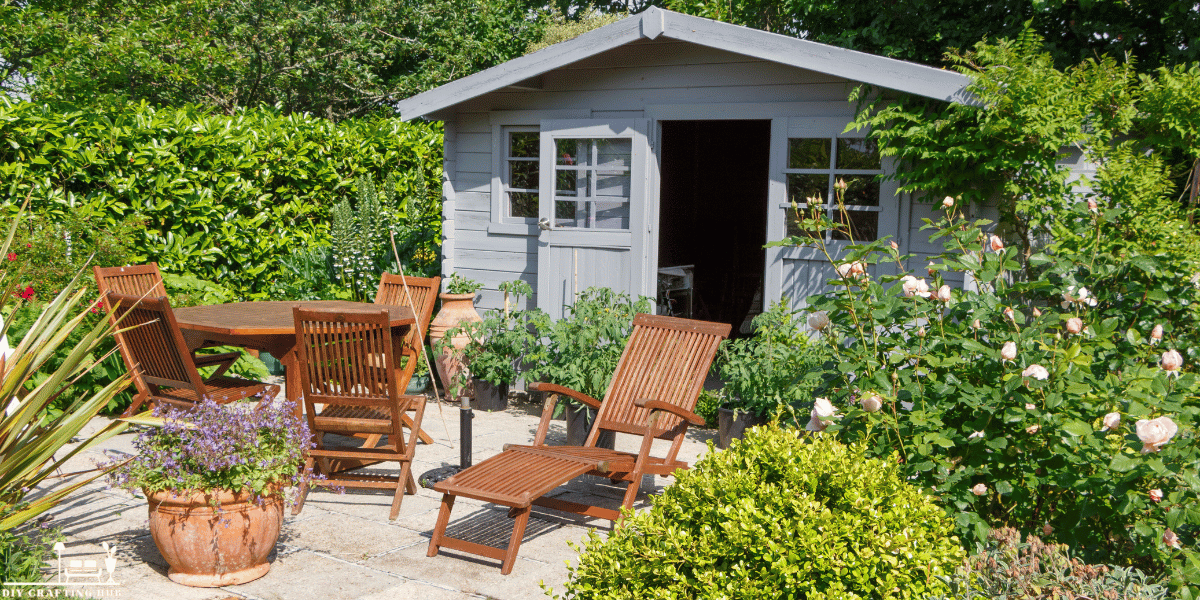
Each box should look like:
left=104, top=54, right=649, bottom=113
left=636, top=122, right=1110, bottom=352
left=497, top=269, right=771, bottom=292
left=32, top=393, right=713, bottom=600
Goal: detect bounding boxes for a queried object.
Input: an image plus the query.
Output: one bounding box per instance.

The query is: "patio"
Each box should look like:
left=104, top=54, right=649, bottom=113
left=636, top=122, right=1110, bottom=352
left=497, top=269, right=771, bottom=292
left=40, top=387, right=717, bottom=600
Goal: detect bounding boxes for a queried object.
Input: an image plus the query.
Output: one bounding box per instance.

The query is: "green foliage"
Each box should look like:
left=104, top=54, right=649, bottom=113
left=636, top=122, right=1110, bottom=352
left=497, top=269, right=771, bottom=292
left=263, top=246, right=348, bottom=301
left=0, top=99, right=443, bottom=299
left=694, top=389, right=721, bottom=429
left=787, top=197, right=1200, bottom=590
left=554, top=428, right=964, bottom=599
left=444, top=273, right=483, bottom=295
left=525, top=287, right=652, bottom=401
left=0, top=0, right=547, bottom=119
left=0, top=211, right=132, bottom=532
left=658, top=0, right=1198, bottom=71
left=850, top=31, right=1200, bottom=264
left=935, top=527, right=1169, bottom=599
left=526, top=8, right=627, bottom=54
left=716, top=302, right=827, bottom=419
left=447, top=280, right=542, bottom=386
left=0, top=525, right=59, bottom=584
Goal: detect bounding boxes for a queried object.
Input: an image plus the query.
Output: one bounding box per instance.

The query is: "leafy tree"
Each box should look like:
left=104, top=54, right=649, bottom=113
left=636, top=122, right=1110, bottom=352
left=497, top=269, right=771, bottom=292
left=0, top=0, right=546, bottom=119
left=653, top=0, right=1199, bottom=71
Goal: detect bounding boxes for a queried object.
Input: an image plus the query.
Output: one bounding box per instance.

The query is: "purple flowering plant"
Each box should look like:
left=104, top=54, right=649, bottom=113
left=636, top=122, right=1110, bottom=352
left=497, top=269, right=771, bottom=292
left=107, top=398, right=317, bottom=507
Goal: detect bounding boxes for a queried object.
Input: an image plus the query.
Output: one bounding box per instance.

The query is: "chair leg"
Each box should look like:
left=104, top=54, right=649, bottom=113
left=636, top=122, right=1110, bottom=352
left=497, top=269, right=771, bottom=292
left=501, top=507, right=531, bottom=575
left=292, top=456, right=315, bottom=516
left=403, top=413, right=434, bottom=444
left=404, top=467, right=419, bottom=495
left=427, top=494, right=456, bottom=558
left=390, top=461, right=414, bottom=520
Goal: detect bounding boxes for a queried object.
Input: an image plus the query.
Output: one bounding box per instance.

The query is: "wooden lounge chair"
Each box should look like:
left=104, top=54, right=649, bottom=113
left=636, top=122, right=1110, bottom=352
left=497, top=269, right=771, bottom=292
left=104, top=292, right=279, bottom=414
left=94, top=263, right=239, bottom=413
left=427, top=314, right=730, bottom=574
left=290, top=306, right=427, bottom=520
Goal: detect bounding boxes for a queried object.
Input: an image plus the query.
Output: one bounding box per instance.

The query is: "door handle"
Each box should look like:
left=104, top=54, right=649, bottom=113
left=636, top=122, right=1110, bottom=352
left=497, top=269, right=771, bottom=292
left=537, top=217, right=552, bottom=231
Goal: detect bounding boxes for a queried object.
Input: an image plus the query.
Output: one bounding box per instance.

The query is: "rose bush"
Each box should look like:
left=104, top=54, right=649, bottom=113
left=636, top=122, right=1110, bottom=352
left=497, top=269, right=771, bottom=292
left=786, top=199, right=1200, bottom=591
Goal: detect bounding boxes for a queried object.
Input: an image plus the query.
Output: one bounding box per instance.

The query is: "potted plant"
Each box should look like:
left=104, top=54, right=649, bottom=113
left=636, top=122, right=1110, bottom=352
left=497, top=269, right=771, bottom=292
left=428, top=273, right=483, bottom=399
left=526, top=287, right=653, bottom=447
left=448, top=281, right=541, bottom=411
left=107, top=398, right=316, bottom=588
left=405, top=348, right=433, bottom=394
left=715, top=303, right=825, bottom=449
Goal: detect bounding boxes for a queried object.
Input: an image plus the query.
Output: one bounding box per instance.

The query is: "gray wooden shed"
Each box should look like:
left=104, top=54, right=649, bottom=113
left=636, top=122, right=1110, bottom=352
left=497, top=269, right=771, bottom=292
left=395, top=7, right=977, bottom=329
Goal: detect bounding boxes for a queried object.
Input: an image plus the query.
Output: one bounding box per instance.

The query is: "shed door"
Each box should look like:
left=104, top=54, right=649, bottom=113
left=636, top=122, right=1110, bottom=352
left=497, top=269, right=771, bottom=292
left=537, top=119, right=650, bottom=319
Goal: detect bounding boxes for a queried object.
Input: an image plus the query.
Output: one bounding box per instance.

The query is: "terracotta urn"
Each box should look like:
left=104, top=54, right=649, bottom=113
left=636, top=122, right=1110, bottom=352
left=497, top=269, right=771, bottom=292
left=146, top=488, right=283, bottom=587
left=428, top=292, right=482, bottom=399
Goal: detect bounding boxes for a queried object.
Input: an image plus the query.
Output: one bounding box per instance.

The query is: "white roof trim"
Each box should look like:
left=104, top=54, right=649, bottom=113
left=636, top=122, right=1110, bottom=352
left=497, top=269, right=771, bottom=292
left=395, top=7, right=973, bottom=121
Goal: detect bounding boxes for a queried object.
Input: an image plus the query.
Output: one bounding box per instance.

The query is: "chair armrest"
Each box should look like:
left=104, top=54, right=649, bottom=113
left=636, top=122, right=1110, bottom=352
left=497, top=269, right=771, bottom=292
left=634, top=398, right=705, bottom=427
left=193, top=351, right=240, bottom=365
left=528, top=382, right=602, bottom=410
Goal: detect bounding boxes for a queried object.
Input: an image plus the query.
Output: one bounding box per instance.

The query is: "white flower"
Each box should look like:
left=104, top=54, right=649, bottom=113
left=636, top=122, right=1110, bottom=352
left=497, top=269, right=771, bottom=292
left=1137, top=416, right=1178, bottom=453
left=1087, top=198, right=1098, bottom=213
left=807, top=311, right=830, bottom=331
left=1004, top=307, right=1015, bottom=321
left=860, top=394, right=883, bottom=413
left=1164, top=529, right=1181, bottom=549
left=988, top=235, right=1004, bottom=253
left=1150, top=489, right=1163, bottom=503
left=971, top=319, right=981, bottom=330
left=1161, top=349, right=1183, bottom=372
left=1022, top=364, right=1049, bottom=380
left=971, top=483, right=987, bottom=496
left=1150, top=324, right=1164, bottom=344
left=1024, top=403, right=1036, bottom=410
left=942, top=196, right=955, bottom=209
left=1001, top=342, right=1017, bottom=361
left=1025, top=424, right=1040, bottom=434
left=837, top=261, right=866, bottom=280
left=968, top=430, right=985, bottom=440
left=901, top=275, right=930, bottom=298
left=1101, top=412, right=1121, bottom=432
left=807, top=397, right=839, bottom=432
left=1032, top=307, right=1042, bottom=318
left=936, top=285, right=952, bottom=303
left=1066, top=317, right=1083, bottom=335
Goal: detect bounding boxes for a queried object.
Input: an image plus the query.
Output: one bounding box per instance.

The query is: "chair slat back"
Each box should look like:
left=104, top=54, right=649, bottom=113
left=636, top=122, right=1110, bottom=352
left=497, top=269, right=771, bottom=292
left=294, top=308, right=397, bottom=414
left=105, top=292, right=203, bottom=393
left=375, top=274, right=440, bottom=345
left=591, top=314, right=730, bottom=443
left=94, top=263, right=168, bottom=298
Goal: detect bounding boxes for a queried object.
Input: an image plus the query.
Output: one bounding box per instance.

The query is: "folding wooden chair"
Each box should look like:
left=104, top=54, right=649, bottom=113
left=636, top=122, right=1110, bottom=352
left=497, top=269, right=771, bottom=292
left=374, top=273, right=440, bottom=443
left=94, top=263, right=239, bottom=415
left=290, top=306, right=428, bottom=520
left=427, top=314, right=730, bottom=574
left=104, top=292, right=278, bottom=414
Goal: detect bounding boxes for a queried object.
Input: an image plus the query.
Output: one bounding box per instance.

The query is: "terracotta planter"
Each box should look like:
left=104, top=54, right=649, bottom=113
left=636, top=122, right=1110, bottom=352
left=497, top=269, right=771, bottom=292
left=146, top=488, right=283, bottom=587
left=716, top=407, right=767, bottom=449
left=428, top=292, right=482, bottom=400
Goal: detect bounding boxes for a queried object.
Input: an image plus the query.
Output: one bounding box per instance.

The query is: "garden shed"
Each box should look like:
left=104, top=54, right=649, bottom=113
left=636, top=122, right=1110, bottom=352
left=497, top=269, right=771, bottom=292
left=396, top=7, right=992, bottom=329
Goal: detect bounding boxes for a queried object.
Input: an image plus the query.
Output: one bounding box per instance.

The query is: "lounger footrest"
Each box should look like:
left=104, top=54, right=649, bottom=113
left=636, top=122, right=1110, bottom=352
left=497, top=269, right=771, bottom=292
left=433, top=446, right=602, bottom=508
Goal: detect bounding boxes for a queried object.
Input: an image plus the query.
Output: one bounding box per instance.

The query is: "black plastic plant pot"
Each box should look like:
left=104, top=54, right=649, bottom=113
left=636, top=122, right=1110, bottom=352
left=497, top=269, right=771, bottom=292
left=564, top=401, right=615, bottom=449
left=471, top=379, right=509, bottom=411
left=717, top=406, right=766, bottom=449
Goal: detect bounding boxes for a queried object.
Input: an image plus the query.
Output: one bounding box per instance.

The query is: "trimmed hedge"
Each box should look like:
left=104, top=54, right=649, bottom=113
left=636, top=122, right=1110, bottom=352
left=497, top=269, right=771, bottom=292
left=0, top=98, right=442, bottom=298
left=555, top=428, right=964, bottom=600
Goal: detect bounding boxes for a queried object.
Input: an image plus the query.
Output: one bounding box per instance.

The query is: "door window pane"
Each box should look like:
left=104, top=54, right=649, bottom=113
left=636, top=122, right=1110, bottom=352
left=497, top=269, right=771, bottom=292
left=510, top=132, right=539, bottom=158
left=787, top=174, right=828, bottom=205
left=785, top=136, right=884, bottom=242
left=509, top=160, right=537, bottom=189
left=841, top=175, right=880, bottom=207
left=830, top=210, right=879, bottom=241
left=551, top=137, right=632, bottom=230
left=788, top=138, right=831, bottom=169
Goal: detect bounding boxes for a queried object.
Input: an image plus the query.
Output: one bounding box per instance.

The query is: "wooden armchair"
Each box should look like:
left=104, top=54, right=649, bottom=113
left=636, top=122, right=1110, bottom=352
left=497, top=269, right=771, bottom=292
left=427, top=314, right=730, bottom=574
left=104, top=292, right=278, bottom=415
left=291, top=307, right=427, bottom=520
left=94, top=263, right=239, bottom=410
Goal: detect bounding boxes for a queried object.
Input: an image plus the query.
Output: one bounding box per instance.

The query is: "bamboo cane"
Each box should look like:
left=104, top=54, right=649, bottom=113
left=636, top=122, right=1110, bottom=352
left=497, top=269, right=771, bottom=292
left=389, top=231, right=451, bottom=443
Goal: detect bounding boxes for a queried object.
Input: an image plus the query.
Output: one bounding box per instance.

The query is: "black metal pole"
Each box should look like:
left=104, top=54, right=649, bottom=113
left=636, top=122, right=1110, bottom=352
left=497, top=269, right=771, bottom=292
left=460, top=405, right=473, bottom=469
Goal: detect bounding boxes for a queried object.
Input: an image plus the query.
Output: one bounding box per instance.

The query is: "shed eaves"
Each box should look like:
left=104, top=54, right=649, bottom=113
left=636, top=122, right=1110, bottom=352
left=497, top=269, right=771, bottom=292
left=394, top=7, right=974, bottom=121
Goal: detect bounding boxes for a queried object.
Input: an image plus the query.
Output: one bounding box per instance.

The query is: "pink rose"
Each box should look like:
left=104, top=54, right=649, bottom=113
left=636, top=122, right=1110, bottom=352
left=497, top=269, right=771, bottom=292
left=1024, top=403, right=1036, bottom=410
left=1150, top=324, right=1164, bottom=343
left=970, top=483, right=987, bottom=496
left=1087, top=198, right=1098, bottom=213
left=860, top=394, right=882, bottom=413
left=1150, top=489, right=1163, bottom=503
left=1066, top=317, right=1083, bottom=335
left=942, top=196, right=954, bottom=208
left=807, top=398, right=838, bottom=432
left=1032, top=307, right=1042, bottom=318
left=1001, top=342, right=1017, bottom=361
left=936, top=285, right=952, bottom=302
left=1137, top=416, right=1178, bottom=453
left=1022, top=364, right=1049, bottom=380
left=807, top=311, right=830, bottom=331
left=1003, top=307, right=1015, bottom=321
left=1161, top=349, right=1183, bottom=372
left=901, top=275, right=930, bottom=298
left=1025, top=424, right=1040, bottom=434
left=1101, top=412, right=1120, bottom=432
left=1164, top=529, right=1181, bottom=549
left=988, top=235, right=1004, bottom=253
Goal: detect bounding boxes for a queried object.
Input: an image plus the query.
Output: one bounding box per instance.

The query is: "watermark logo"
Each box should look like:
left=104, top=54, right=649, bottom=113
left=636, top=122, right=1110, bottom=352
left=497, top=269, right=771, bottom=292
left=2, top=542, right=123, bottom=598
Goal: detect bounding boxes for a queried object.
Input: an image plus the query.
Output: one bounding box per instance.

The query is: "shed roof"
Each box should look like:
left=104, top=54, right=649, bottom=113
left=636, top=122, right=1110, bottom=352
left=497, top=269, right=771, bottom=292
left=395, top=7, right=974, bottom=121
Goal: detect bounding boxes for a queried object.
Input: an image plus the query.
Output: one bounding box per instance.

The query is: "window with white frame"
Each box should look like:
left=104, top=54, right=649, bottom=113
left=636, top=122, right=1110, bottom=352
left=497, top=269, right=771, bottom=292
left=502, top=128, right=539, bottom=220
left=550, top=137, right=632, bottom=230
left=784, top=137, right=883, bottom=241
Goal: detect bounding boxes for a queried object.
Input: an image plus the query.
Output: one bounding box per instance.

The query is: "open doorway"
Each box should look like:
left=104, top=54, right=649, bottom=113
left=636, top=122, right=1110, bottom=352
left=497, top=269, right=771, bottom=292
left=657, top=120, right=770, bottom=336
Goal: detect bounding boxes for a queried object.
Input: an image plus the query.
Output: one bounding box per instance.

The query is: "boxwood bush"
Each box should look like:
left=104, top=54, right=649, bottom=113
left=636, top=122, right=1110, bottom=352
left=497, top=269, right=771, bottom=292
left=554, top=428, right=964, bottom=599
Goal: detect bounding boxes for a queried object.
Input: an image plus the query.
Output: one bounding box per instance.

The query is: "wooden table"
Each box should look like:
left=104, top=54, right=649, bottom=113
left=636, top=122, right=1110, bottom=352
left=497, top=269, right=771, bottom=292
left=174, top=301, right=416, bottom=407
